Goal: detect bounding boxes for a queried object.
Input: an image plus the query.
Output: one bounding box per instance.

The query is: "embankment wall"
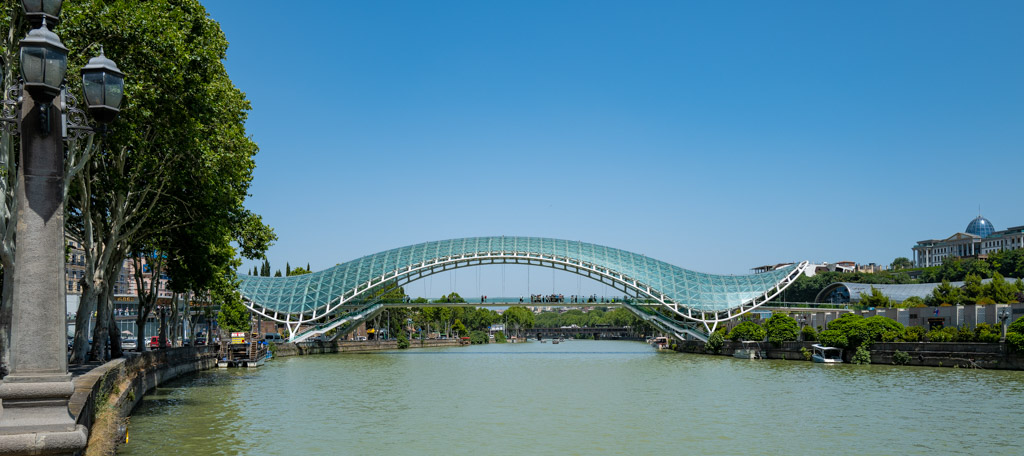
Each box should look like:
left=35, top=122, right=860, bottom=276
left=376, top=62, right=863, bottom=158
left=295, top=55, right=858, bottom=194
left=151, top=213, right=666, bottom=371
left=676, top=340, right=1024, bottom=369
left=273, top=338, right=461, bottom=357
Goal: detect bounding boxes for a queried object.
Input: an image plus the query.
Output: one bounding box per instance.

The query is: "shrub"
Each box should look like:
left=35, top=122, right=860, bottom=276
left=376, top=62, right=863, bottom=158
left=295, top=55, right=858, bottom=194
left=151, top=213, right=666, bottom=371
left=397, top=331, right=410, bottom=349
left=903, top=326, right=925, bottom=342
left=825, top=314, right=903, bottom=348
left=881, top=330, right=902, bottom=342
left=729, top=321, right=766, bottom=342
left=705, top=330, right=725, bottom=354
left=977, top=330, right=1000, bottom=343
left=817, top=329, right=848, bottom=349
left=954, top=326, right=976, bottom=342
left=764, top=314, right=799, bottom=347
left=469, top=330, right=489, bottom=345
left=1009, top=316, right=1024, bottom=335
left=902, top=296, right=926, bottom=308
left=926, top=327, right=956, bottom=342
left=891, top=350, right=911, bottom=365
left=800, top=346, right=811, bottom=361
left=851, top=344, right=871, bottom=364
left=801, top=325, right=818, bottom=342
left=1007, top=333, right=1024, bottom=353
left=494, top=332, right=507, bottom=343
left=863, top=316, right=905, bottom=344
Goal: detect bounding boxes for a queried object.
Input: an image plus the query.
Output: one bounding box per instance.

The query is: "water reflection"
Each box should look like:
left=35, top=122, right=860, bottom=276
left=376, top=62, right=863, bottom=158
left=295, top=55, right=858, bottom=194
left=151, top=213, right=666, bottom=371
left=121, top=341, right=1024, bottom=455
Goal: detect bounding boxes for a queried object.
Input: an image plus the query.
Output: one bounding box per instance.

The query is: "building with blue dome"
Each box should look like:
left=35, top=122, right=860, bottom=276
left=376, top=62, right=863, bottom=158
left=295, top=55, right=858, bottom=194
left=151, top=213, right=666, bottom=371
left=965, top=215, right=995, bottom=237
left=913, top=216, right=1024, bottom=267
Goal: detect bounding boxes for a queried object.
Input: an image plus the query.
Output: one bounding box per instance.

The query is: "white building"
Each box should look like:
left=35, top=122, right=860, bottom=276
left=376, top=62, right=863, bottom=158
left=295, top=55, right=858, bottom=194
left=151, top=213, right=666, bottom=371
left=913, top=216, right=1024, bottom=268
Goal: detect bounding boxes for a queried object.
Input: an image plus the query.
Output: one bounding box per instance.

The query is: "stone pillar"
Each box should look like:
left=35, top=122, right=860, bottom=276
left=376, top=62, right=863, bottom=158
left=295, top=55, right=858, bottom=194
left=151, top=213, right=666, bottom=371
left=0, top=93, right=88, bottom=452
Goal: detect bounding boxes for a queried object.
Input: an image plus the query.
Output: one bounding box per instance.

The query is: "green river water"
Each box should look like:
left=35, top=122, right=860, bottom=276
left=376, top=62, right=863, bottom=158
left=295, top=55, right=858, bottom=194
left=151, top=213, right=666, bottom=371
left=119, top=340, right=1024, bottom=455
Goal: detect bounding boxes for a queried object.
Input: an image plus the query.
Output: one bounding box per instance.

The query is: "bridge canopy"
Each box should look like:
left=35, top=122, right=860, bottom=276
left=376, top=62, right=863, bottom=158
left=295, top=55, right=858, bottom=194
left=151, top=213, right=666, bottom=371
left=239, top=236, right=798, bottom=321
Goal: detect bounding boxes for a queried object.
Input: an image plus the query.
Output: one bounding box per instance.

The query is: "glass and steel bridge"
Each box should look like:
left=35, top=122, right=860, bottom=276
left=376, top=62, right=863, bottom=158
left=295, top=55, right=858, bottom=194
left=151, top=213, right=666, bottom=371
left=238, top=236, right=808, bottom=342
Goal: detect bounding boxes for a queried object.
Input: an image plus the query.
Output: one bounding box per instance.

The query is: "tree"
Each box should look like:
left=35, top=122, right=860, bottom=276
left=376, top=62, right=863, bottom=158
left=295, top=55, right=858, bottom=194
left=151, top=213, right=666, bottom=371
left=728, top=321, right=766, bottom=342
left=288, top=266, right=311, bottom=276
left=926, top=280, right=965, bottom=306
left=451, top=319, right=467, bottom=337
left=503, top=306, right=534, bottom=338
left=890, top=257, right=913, bottom=270
left=984, top=273, right=1016, bottom=304
left=274, top=270, right=282, bottom=277
left=58, top=0, right=274, bottom=362
left=816, top=329, right=848, bottom=349
left=396, top=330, right=409, bottom=349
left=858, top=287, right=892, bottom=308
left=824, top=314, right=903, bottom=349
left=704, top=329, right=726, bottom=354
left=764, top=314, right=799, bottom=347
left=962, top=274, right=984, bottom=303
left=901, top=296, right=926, bottom=308
left=216, top=285, right=250, bottom=333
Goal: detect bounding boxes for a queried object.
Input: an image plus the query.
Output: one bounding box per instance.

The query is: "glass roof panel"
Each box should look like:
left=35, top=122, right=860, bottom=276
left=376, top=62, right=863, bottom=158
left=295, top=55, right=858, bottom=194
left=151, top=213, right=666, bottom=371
left=238, top=236, right=798, bottom=318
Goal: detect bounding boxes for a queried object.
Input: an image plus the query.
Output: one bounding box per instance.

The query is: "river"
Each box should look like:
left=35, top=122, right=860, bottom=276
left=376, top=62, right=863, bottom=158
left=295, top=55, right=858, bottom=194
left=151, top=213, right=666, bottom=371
left=119, top=340, right=1024, bottom=455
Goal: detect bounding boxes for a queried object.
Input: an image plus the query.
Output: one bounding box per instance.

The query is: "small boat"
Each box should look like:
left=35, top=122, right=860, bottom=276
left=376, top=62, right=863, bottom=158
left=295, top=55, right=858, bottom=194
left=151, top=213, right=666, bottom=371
left=733, top=341, right=764, bottom=359
left=811, top=344, right=843, bottom=363
left=552, top=339, right=559, bottom=344
left=651, top=336, right=670, bottom=350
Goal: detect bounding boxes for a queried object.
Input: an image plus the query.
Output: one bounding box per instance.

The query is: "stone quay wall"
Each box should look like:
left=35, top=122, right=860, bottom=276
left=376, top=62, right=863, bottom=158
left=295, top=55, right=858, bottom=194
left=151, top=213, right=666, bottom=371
left=71, top=347, right=218, bottom=455
left=676, top=340, right=1024, bottom=369
left=70, top=338, right=462, bottom=454
left=273, top=338, right=462, bottom=357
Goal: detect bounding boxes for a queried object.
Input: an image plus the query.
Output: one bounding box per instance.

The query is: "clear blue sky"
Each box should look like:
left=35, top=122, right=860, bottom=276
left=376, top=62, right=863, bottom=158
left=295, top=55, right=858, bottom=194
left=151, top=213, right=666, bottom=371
left=205, top=1, right=1023, bottom=297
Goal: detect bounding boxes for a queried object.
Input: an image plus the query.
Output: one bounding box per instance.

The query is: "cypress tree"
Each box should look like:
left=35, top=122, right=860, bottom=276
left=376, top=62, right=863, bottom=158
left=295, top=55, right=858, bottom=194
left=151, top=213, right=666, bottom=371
left=286, top=262, right=291, bottom=276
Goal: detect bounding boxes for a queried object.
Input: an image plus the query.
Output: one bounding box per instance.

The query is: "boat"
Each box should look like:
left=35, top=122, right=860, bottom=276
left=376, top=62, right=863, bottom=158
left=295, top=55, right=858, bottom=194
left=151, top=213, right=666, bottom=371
left=651, top=336, right=670, bottom=350
left=552, top=339, right=559, bottom=344
left=811, top=344, right=843, bottom=363
left=733, top=341, right=765, bottom=359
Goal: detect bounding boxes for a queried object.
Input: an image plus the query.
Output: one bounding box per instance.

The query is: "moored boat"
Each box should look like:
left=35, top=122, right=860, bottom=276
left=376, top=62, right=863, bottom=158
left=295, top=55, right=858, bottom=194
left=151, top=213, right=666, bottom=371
left=733, top=341, right=764, bottom=359
left=651, top=336, right=670, bottom=350
left=811, top=344, right=843, bottom=363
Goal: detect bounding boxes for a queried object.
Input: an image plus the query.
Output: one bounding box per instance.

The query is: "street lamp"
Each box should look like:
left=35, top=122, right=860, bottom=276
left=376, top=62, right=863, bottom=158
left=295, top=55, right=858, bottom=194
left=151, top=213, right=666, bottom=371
left=80, top=47, right=124, bottom=124
left=21, top=0, right=63, bottom=28
left=19, top=18, right=67, bottom=104
left=0, top=2, right=125, bottom=453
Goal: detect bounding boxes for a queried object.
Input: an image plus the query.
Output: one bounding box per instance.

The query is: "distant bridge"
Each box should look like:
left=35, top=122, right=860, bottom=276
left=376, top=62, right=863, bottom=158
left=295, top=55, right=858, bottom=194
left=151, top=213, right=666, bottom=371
left=523, top=326, right=638, bottom=340
left=238, top=236, right=809, bottom=342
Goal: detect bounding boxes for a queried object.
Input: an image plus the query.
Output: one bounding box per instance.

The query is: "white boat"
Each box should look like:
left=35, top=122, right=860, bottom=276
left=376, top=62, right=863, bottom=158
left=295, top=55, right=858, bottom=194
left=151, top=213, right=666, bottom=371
left=651, top=336, right=670, bottom=350
left=733, top=341, right=764, bottom=359
left=811, top=344, right=843, bottom=363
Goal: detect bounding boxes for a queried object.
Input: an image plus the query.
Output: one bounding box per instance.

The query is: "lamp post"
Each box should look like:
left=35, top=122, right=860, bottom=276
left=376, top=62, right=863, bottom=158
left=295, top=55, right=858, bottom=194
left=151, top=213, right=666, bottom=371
left=0, top=2, right=124, bottom=454
left=998, top=308, right=1010, bottom=343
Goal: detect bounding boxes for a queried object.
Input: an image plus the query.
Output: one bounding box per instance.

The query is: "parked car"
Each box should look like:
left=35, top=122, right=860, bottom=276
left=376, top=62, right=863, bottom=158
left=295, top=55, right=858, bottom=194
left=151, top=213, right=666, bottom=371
left=121, top=337, right=137, bottom=351
left=148, top=336, right=168, bottom=348
left=264, top=333, right=285, bottom=343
